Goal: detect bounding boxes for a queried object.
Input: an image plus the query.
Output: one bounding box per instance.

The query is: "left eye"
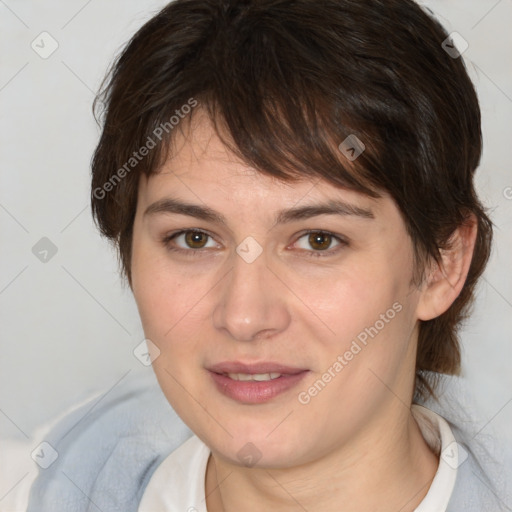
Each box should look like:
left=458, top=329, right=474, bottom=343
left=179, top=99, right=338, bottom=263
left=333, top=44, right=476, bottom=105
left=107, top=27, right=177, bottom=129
left=294, top=231, right=345, bottom=254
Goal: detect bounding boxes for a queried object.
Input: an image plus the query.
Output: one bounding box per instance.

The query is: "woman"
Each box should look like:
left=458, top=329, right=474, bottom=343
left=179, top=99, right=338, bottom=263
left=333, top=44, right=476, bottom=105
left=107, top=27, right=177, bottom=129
left=28, top=0, right=511, bottom=510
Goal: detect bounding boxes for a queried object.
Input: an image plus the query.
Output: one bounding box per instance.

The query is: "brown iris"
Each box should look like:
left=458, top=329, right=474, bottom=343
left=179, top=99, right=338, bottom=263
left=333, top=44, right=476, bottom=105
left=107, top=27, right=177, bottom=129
left=308, top=232, right=332, bottom=251
left=185, top=231, right=208, bottom=249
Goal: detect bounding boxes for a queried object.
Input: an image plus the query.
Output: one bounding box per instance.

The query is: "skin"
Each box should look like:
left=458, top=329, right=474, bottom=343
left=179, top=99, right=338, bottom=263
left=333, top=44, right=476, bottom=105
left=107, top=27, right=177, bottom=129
left=131, top=110, right=477, bottom=511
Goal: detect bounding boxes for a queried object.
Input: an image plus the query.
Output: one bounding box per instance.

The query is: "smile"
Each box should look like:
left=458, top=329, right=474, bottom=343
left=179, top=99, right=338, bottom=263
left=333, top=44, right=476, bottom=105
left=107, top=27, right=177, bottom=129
left=207, top=362, right=309, bottom=404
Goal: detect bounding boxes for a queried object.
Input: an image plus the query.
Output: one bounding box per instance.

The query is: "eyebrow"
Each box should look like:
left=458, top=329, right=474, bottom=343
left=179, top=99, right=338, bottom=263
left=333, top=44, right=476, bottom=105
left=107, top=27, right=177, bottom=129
left=143, top=197, right=375, bottom=225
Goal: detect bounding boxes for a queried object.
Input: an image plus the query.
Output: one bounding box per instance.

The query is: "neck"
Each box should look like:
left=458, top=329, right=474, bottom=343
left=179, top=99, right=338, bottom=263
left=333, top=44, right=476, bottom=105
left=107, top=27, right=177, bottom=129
left=205, top=404, right=438, bottom=512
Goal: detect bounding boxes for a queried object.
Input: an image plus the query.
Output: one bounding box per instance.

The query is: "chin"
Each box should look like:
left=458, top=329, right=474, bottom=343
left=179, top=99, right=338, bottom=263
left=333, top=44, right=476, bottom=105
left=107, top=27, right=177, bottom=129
left=204, top=423, right=309, bottom=469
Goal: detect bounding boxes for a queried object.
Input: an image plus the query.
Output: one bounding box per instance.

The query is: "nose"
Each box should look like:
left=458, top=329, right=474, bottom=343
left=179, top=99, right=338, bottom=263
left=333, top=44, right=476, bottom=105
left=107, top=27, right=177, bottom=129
left=212, top=249, right=291, bottom=342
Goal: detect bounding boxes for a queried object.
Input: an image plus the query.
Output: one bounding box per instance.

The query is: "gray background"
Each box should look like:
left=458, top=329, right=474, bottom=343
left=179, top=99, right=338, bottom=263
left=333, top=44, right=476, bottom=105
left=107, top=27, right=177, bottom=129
left=0, top=1, right=511, bottom=505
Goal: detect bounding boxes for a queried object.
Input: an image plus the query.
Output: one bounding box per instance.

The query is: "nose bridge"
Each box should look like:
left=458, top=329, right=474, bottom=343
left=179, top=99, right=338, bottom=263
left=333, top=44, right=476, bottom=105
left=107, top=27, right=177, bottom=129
left=212, top=240, right=289, bottom=341
left=230, top=235, right=269, bottom=297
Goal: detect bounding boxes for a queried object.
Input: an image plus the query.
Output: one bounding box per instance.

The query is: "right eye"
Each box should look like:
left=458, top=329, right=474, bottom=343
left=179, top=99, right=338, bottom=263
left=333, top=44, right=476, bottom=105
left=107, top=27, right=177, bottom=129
left=161, top=229, right=220, bottom=255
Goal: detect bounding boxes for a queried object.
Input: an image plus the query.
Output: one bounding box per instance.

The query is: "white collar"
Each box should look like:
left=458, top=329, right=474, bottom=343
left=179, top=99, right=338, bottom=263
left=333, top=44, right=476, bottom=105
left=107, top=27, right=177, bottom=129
left=411, top=404, right=459, bottom=511
left=139, top=405, right=458, bottom=512
left=139, top=432, right=210, bottom=512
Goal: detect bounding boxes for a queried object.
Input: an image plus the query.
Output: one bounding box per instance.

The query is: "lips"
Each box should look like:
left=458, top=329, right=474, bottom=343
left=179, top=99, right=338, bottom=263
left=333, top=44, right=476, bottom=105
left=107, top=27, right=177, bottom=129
left=207, top=361, right=309, bottom=404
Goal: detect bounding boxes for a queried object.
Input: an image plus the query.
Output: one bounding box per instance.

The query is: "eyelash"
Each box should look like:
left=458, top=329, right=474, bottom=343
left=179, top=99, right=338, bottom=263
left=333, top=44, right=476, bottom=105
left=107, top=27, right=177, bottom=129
left=160, top=229, right=348, bottom=258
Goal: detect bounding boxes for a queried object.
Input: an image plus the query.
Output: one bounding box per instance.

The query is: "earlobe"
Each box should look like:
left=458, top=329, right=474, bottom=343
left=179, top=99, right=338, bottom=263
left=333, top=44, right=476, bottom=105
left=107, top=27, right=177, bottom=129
left=416, top=215, right=478, bottom=321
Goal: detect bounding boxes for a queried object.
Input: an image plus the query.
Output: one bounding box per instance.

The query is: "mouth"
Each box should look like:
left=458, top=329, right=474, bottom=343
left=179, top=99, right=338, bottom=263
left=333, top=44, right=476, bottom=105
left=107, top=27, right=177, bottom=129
left=207, top=361, right=309, bottom=404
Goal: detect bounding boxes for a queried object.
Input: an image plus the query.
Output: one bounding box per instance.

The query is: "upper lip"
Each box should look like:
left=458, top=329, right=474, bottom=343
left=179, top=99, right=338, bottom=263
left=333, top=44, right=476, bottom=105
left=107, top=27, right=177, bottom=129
left=207, top=361, right=308, bottom=375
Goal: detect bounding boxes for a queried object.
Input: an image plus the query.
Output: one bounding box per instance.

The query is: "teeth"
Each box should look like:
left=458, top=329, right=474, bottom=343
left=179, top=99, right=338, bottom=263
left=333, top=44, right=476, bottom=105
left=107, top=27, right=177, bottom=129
left=227, top=372, right=282, bottom=381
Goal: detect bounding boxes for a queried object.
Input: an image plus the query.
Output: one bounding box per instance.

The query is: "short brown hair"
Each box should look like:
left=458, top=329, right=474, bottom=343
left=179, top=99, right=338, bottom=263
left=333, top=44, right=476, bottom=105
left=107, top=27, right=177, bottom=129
left=91, top=0, right=493, bottom=400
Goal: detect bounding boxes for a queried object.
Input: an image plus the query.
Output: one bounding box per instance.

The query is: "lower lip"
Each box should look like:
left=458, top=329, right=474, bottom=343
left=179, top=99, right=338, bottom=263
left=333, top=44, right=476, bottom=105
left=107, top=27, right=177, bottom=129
left=209, top=370, right=309, bottom=404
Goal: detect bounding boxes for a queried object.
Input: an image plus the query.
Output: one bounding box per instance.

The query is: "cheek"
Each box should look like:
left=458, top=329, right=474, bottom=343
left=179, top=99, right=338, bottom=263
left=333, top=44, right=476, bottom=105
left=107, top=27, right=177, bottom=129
left=131, top=232, right=191, bottom=331
left=292, top=254, right=406, bottom=334
left=131, top=243, right=219, bottom=386
left=132, top=242, right=172, bottom=344
left=295, top=250, right=417, bottom=393
left=134, top=269, right=200, bottom=342
left=131, top=246, right=219, bottom=434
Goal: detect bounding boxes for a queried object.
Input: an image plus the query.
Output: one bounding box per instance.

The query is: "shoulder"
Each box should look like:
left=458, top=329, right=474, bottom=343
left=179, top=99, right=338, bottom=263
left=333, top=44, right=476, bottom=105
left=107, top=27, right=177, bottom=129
left=444, top=417, right=512, bottom=511
left=418, top=373, right=512, bottom=511
left=446, top=439, right=511, bottom=511
left=27, top=372, right=192, bottom=512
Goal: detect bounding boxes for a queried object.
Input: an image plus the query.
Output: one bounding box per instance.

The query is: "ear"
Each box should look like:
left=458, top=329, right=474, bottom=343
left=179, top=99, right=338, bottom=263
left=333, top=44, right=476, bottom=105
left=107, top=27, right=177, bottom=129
left=416, top=214, right=478, bottom=321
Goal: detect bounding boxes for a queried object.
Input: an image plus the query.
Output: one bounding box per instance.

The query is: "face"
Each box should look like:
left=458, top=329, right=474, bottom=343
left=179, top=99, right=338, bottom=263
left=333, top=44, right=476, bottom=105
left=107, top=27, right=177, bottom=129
left=131, top=111, right=424, bottom=469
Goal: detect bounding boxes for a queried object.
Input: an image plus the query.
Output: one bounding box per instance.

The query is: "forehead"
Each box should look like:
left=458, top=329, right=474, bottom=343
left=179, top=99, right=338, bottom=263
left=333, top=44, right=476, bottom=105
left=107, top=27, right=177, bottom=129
left=138, top=110, right=387, bottom=215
